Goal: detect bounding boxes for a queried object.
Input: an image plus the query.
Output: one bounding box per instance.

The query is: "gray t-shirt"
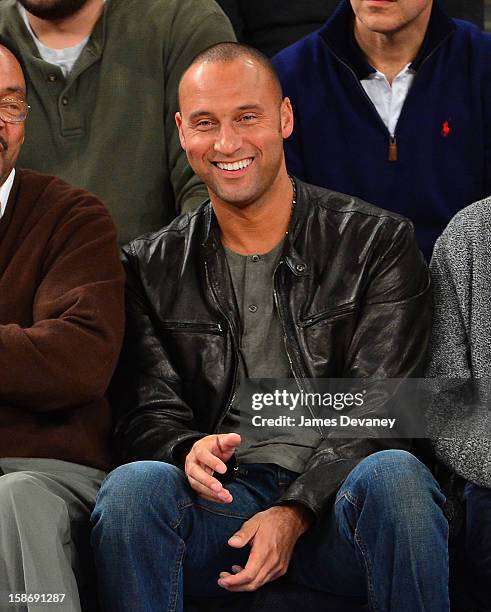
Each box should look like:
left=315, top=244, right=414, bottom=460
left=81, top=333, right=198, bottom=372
left=220, top=241, right=320, bottom=473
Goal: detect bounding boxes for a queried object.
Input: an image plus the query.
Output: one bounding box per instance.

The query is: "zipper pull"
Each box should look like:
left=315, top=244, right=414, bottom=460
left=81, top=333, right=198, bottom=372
left=388, top=136, right=398, bottom=162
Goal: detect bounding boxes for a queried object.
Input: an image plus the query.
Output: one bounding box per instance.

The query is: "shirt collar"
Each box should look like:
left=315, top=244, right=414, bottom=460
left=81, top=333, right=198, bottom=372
left=15, top=0, right=108, bottom=63
left=319, top=0, right=456, bottom=80
left=0, top=169, right=16, bottom=220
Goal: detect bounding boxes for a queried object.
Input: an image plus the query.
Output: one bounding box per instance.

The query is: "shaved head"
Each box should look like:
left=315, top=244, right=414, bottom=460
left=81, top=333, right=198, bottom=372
left=179, top=42, right=283, bottom=109
left=175, top=40, right=294, bottom=213
left=0, top=35, right=27, bottom=85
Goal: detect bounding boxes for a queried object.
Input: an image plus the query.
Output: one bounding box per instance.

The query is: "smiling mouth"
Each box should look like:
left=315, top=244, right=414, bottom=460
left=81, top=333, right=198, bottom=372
left=214, top=158, right=253, bottom=171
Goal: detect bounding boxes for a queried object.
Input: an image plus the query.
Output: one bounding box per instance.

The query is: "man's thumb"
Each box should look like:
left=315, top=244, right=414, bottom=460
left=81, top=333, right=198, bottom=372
left=228, top=527, right=250, bottom=548
left=216, top=433, right=241, bottom=459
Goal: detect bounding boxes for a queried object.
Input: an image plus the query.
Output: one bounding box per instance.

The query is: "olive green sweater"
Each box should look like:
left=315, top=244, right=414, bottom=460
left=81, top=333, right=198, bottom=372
left=0, top=0, right=235, bottom=243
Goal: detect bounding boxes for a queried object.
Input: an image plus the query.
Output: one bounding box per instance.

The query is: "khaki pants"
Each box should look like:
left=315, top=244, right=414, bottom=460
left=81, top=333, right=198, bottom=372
left=0, top=458, right=105, bottom=612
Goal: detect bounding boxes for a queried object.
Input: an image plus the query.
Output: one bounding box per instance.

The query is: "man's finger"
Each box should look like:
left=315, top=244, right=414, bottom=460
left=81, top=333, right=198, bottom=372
left=218, top=565, right=243, bottom=579
left=228, top=517, right=257, bottom=548
left=193, top=447, right=227, bottom=474
left=187, top=475, right=218, bottom=500
left=215, top=433, right=241, bottom=457
left=186, top=462, right=227, bottom=493
left=218, top=559, right=274, bottom=591
left=218, top=567, right=256, bottom=589
left=220, top=529, right=281, bottom=590
left=219, top=545, right=263, bottom=588
left=187, top=475, right=233, bottom=503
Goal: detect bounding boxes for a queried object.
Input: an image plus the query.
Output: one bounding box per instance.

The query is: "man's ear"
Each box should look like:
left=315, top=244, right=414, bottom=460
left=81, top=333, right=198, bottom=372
left=280, top=97, right=294, bottom=139
left=175, top=112, right=186, bottom=150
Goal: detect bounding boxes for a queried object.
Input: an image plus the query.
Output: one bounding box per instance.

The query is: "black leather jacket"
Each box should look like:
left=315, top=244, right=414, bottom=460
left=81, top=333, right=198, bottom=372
left=114, top=178, right=431, bottom=517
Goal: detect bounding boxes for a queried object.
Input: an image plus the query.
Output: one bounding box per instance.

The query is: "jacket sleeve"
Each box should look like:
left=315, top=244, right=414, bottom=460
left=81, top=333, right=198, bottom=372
left=113, top=248, right=205, bottom=464
left=277, top=220, right=432, bottom=517
left=0, top=194, right=125, bottom=411
left=164, top=0, right=236, bottom=214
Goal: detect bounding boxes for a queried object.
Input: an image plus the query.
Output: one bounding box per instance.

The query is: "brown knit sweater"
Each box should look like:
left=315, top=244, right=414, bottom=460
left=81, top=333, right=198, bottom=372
left=0, top=168, right=125, bottom=470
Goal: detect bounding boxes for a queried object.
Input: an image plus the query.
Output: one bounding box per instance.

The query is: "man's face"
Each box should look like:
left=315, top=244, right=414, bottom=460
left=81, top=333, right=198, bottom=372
left=0, top=47, right=25, bottom=186
left=350, top=0, right=433, bottom=35
left=176, top=58, right=293, bottom=210
left=17, top=0, right=91, bottom=21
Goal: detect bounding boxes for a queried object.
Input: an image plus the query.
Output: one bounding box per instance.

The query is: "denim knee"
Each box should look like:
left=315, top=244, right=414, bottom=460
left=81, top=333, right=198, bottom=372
left=337, top=450, right=445, bottom=525
left=91, top=461, right=190, bottom=531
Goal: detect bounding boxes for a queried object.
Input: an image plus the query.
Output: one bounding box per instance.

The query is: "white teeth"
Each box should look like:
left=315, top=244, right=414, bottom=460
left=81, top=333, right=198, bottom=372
left=216, top=158, right=252, bottom=171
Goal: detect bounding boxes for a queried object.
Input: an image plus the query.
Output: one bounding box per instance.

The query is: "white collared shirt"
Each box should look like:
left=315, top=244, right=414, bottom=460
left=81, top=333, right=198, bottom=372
left=0, top=169, right=15, bottom=219
left=361, top=64, right=415, bottom=137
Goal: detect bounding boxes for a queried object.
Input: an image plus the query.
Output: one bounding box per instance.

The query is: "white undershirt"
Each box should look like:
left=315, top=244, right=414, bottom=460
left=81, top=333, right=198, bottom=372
left=0, top=169, right=16, bottom=220
left=18, top=2, right=106, bottom=78
left=361, top=63, right=415, bottom=137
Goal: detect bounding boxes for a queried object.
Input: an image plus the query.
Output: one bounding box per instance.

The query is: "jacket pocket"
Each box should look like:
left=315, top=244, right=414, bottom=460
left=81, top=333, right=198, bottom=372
left=158, top=321, right=225, bottom=335
left=298, top=301, right=358, bottom=329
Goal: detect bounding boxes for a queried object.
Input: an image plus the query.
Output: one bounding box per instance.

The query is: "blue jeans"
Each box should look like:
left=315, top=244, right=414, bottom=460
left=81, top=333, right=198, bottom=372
left=463, top=482, right=491, bottom=607
left=91, top=450, right=449, bottom=612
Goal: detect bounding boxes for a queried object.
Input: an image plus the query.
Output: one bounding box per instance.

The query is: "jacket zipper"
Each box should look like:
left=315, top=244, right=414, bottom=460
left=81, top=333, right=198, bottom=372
left=327, top=30, right=454, bottom=162
left=298, top=302, right=358, bottom=328
left=159, top=321, right=223, bottom=334
left=273, top=260, right=324, bottom=438
left=388, top=136, right=398, bottom=162
left=204, top=260, right=239, bottom=433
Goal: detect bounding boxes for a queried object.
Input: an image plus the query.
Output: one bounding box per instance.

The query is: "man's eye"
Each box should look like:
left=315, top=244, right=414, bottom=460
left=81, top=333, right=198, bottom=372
left=1, top=101, right=22, bottom=111
left=196, top=120, right=213, bottom=129
left=240, top=115, right=256, bottom=122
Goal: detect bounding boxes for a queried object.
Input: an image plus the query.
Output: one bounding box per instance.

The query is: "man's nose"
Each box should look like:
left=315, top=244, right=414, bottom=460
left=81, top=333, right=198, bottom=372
left=214, top=123, right=241, bottom=156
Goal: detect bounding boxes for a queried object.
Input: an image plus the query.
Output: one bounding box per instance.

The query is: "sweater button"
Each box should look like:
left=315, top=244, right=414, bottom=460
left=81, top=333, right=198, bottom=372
left=248, top=304, right=258, bottom=313
left=296, top=263, right=306, bottom=273
left=47, top=73, right=57, bottom=82
left=61, top=96, right=69, bottom=106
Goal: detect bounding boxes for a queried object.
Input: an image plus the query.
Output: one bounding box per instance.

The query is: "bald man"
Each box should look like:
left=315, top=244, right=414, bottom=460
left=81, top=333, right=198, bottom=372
left=91, top=43, right=447, bottom=612
left=0, top=36, right=124, bottom=611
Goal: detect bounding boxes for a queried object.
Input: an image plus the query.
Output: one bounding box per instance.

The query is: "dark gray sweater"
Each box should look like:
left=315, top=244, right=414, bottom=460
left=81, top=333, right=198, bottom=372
left=426, top=196, right=491, bottom=487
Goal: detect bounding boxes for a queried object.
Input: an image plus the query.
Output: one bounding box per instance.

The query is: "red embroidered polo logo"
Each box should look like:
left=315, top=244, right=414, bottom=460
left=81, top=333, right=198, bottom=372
left=441, top=120, right=450, bottom=137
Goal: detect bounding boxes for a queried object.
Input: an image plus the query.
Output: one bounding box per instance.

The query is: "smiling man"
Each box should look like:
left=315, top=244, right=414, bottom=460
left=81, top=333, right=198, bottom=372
left=273, top=0, right=491, bottom=261
left=91, top=43, right=448, bottom=612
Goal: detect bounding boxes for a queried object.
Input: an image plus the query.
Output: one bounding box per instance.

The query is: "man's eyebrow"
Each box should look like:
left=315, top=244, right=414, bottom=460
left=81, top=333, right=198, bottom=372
left=188, top=104, right=264, bottom=121
left=188, top=110, right=213, bottom=122
left=1, top=86, right=25, bottom=97
left=237, top=104, right=263, bottom=111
